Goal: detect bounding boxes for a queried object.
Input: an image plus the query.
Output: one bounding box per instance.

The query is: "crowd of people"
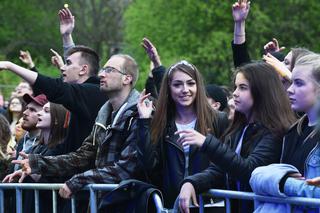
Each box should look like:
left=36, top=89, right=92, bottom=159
left=0, top=0, right=320, bottom=212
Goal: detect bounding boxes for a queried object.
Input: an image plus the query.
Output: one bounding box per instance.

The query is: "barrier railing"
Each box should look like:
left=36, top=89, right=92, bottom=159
left=2, top=184, right=319, bottom=213
left=0, top=183, right=165, bottom=213
left=197, top=189, right=320, bottom=213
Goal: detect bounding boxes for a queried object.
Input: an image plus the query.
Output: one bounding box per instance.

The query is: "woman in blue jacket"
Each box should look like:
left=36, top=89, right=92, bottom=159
left=250, top=53, right=320, bottom=212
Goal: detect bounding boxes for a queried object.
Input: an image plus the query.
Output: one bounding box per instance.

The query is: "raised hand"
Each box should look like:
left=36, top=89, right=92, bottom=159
left=175, top=129, right=206, bottom=148
left=137, top=89, right=153, bottom=119
left=50, top=48, right=64, bottom=69
left=59, top=183, right=72, bottom=199
left=263, top=53, right=292, bottom=82
left=264, top=38, right=285, bottom=54
left=19, top=50, right=35, bottom=68
left=179, top=182, right=199, bottom=213
left=59, top=8, right=75, bottom=36
left=141, top=38, right=161, bottom=68
left=232, top=0, right=251, bottom=23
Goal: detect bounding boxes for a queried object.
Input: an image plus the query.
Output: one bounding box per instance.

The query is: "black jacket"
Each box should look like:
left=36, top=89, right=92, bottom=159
left=33, top=74, right=108, bottom=153
left=137, top=112, right=228, bottom=208
left=144, top=65, right=166, bottom=99
left=184, top=123, right=282, bottom=213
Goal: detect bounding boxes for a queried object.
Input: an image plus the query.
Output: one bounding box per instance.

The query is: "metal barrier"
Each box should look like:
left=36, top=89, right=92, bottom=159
left=198, top=189, right=320, bottom=213
left=0, top=183, right=165, bottom=213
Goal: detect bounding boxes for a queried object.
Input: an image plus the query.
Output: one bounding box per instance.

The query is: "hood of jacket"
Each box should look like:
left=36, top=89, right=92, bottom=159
left=94, top=89, right=140, bottom=130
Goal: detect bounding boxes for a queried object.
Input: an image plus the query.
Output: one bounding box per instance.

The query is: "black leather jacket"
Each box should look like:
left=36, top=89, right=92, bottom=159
left=137, top=112, right=228, bottom=208
left=184, top=122, right=283, bottom=212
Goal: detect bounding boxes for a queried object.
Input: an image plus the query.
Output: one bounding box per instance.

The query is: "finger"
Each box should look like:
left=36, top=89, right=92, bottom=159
left=19, top=152, right=28, bottom=159
left=191, top=192, right=199, bottom=207
left=50, top=49, right=60, bottom=57
left=272, top=38, right=279, bottom=48
left=279, top=46, right=286, bottom=51
left=19, top=172, right=27, bottom=183
left=175, top=129, right=192, bottom=135
left=2, top=175, right=10, bottom=183
left=11, top=160, right=22, bottom=164
left=66, top=8, right=73, bottom=17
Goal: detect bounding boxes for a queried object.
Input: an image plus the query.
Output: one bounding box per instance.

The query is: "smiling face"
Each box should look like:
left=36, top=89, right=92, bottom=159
left=36, top=103, right=51, bottom=129
left=169, top=70, right=197, bottom=109
left=287, top=64, right=319, bottom=113
left=233, top=72, right=254, bottom=119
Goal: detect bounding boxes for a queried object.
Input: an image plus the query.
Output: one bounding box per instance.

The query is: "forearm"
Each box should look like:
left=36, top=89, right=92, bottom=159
left=29, top=140, right=97, bottom=177
left=234, top=21, right=246, bottom=44
left=284, top=178, right=320, bottom=198
left=6, top=62, right=38, bottom=85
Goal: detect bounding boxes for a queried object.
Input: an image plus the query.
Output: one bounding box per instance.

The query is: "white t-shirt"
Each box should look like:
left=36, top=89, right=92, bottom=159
left=175, top=119, right=197, bottom=177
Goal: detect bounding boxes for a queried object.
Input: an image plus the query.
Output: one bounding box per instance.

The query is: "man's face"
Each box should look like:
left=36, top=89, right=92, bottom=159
left=98, top=56, right=126, bottom=93
left=60, top=52, right=83, bottom=83
left=22, top=102, right=43, bottom=131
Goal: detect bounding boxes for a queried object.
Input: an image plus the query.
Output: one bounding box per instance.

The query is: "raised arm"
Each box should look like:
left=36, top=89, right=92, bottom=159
left=232, top=0, right=250, bottom=45
left=58, top=7, right=75, bottom=57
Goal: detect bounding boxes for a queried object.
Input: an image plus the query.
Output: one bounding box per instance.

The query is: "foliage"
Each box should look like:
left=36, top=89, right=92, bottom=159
left=1, top=0, right=320, bottom=98
left=124, top=0, right=320, bottom=89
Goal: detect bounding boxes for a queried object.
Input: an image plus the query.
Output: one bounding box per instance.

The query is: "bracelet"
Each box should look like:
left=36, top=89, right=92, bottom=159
left=235, top=34, right=245, bottom=36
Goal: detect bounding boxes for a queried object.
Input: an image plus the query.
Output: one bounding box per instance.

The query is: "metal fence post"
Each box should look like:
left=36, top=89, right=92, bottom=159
left=89, top=186, right=97, bottom=213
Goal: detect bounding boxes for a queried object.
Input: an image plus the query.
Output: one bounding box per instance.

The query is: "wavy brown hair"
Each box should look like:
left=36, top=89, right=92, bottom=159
left=151, top=61, right=219, bottom=144
left=224, top=62, right=296, bottom=140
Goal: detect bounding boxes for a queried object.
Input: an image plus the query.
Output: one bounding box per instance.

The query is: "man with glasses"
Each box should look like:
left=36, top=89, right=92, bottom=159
left=8, top=54, right=142, bottom=207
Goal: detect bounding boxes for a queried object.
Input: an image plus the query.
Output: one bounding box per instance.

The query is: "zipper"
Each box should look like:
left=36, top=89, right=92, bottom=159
left=92, top=122, right=107, bottom=145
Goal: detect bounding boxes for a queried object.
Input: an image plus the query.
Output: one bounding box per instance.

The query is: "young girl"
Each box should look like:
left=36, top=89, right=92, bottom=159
left=250, top=53, right=320, bottom=212
left=178, top=62, right=296, bottom=213
left=137, top=60, right=229, bottom=208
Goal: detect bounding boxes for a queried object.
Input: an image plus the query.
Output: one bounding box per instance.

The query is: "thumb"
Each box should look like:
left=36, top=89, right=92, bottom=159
left=279, top=46, right=286, bottom=51
left=191, top=191, right=199, bottom=207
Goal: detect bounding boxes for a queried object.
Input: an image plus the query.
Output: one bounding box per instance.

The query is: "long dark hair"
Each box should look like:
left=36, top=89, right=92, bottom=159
left=224, top=62, right=296, bottom=140
left=0, top=114, right=11, bottom=156
left=151, top=61, right=218, bottom=144
left=38, top=103, right=68, bottom=148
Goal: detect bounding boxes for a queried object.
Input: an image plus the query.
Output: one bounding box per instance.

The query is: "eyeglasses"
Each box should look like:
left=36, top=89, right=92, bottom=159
left=99, top=66, right=126, bottom=75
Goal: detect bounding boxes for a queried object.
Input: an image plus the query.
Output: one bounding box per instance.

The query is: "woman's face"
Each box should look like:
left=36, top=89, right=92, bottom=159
left=36, top=103, right=51, bottom=129
left=15, top=117, right=26, bottom=141
left=233, top=72, right=254, bottom=119
left=170, top=71, right=197, bottom=109
left=283, top=51, right=293, bottom=71
left=287, top=65, right=319, bottom=113
left=9, top=98, right=22, bottom=113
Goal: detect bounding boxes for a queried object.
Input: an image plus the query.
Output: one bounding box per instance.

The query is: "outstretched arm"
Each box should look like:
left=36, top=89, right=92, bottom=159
left=0, top=61, right=38, bottom=85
